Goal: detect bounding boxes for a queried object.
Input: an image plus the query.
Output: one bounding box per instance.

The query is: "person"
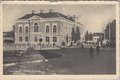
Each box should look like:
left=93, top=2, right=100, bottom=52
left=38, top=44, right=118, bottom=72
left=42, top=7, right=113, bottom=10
left=53, top=42, right=55, bottom=47
left=96, top=45, right=100, bottom=55
left=89, top=46, right=94, bottom=59
left=16, top=50, right=24, bottom=68
left=81, top=43, right=84, bottom=50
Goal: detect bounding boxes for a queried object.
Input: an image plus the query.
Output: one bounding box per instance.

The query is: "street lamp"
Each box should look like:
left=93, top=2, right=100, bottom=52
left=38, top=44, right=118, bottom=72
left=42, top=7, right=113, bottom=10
left=66, top=34, right=68, bottom=44
left=28, top=20, right=30, bottom=47
left=39, top=38, right=42, bottom=52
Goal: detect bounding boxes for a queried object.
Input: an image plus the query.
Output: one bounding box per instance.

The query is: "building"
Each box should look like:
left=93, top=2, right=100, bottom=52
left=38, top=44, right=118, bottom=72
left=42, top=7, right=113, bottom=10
left=3, top=31, right=14, bottom=43
left=104, top=20, right=116, bottom=47
left=92, top=33, right=104, bottom=44
left=14, top=9, right=85, bottom=48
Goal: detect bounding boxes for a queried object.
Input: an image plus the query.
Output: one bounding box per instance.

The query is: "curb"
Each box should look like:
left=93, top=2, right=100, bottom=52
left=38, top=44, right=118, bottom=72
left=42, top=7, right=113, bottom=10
left=4, top=59, right=48, bottom=67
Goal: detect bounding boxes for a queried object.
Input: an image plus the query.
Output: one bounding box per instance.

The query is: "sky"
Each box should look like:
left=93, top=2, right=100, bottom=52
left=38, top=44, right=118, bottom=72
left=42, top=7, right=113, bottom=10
left=2, top=4, right=116, bottom=33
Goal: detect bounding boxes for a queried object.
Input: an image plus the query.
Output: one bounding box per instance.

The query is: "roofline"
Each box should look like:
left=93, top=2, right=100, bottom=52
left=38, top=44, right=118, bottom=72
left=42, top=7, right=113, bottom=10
left=16, top=16, right=76, bottom=24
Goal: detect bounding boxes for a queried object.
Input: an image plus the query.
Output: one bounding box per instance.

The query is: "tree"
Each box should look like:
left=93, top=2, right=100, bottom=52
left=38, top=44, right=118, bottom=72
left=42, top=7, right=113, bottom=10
left=71, top=27, right=81, bottom=43
left=89, top=32, right=93, bottom=41
left=71, top=28, right=75, bottom=42
left=76, top=27, right=80, bottom=41
left=85, top=31, right=89, bottom=42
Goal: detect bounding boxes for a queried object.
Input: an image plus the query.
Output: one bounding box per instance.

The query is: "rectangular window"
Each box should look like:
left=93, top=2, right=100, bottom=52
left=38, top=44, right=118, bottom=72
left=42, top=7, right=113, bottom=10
left=25, top=37, right=28, bottom=42
left=19, top=37, right=22, bottom=42
left=53, top=37, right=57, bottom=42
left=46, top=37, right=49, bottom=42
left=34, top=36, right=38, bottom=42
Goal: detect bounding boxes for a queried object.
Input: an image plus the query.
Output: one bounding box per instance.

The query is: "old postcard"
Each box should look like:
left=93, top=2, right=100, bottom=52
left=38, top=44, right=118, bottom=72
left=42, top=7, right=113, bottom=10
left=0, top=1, right=119, bottom=80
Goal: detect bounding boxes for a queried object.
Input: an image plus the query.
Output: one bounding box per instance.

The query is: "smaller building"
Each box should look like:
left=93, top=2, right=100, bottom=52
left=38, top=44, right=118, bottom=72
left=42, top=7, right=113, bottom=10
left=104, top=20, right=116, bottom=47
left=3, top=31, right=14, bottom=44
left=92, top=33, right=104, bottom=44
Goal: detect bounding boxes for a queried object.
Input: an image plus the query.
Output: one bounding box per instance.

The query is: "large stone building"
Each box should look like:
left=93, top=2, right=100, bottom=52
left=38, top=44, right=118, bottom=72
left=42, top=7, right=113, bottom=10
left=104, top=20, right=116, bottom=47
left=14, top=9, right=85, bottom=48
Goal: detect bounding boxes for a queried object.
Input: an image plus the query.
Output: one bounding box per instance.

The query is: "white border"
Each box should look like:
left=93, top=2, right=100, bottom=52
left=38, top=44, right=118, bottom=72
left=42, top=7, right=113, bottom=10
left=0, top=1, right=119, bottom=80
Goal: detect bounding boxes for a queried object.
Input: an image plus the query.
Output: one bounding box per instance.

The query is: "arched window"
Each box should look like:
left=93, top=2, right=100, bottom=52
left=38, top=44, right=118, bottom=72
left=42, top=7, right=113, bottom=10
left=19, top=27, right=22, bottom=34
left=25, top=26, right=28, bottom=34
left=34, top=23, right=38, bottom=32
left=34, top=36, right=38, bottom=42
left=25, top=37, right=28, bottom=42
left=53, top=25, right=56, bottom=33
left=46, top=26, right=49, bottom=33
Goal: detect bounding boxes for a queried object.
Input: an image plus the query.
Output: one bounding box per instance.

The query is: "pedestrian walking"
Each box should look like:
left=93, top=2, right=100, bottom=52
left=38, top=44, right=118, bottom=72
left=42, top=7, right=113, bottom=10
left=96, top=45, right=100, bottom=55
left=53, top=42, right=55, bottom=47
left=16, top=50, right=24, bottom=68
left=81, top=43, right=84, bottom=50
left=89, top=46, right=94, bottom=59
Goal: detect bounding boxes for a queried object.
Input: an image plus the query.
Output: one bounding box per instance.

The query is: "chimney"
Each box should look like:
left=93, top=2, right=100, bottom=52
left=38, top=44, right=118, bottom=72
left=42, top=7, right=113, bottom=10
left=40, top=9, right=44, bottom=13
left=49, top=9, right=53, bottom=13
left=67, top=15, right=70, bottom=18
left=72, top=15, right=76, bottom=21
left=32, top=10, right=35, bottom=14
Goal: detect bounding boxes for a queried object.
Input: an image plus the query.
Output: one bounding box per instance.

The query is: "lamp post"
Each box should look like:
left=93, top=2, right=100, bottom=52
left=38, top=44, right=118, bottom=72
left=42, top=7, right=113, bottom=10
left=39, top=38, right=42, bottom=52
left=66, top=34, right=68, bottom=44
left=28, top=20, right=30, bottom=47
left=109, top=22, right=111, bottom=42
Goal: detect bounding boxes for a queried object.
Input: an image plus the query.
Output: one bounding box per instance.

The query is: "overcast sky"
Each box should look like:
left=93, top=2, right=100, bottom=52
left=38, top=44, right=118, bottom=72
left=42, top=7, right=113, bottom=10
left=3, top=4, right=116, bottom=33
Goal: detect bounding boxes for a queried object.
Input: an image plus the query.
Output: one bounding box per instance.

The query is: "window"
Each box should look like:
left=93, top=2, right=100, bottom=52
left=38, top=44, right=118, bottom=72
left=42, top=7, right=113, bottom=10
left=25, top=37, right=28, bottom=42
left=46, top=37, right=49, bottom=42
left=19, top=37, right=22, bottom=42
left=19, top=27, right=22, bottom=34
left=34, top=23, right=38, bottom=32
left=34, top=36, right=38, bottom=42
left=53, top=25, right=56, bottom=33
left=25, top=26, right=29, bottom=34
left=53, top=37, right=57, bottom=42
left=46, top=26, right=49, bottom=33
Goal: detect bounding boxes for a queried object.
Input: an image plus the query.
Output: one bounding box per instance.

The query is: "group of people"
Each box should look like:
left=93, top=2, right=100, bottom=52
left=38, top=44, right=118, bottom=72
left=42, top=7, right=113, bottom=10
left=89, top=45, right=100, bottom=59
left=80, top=43, right=100, bottom=59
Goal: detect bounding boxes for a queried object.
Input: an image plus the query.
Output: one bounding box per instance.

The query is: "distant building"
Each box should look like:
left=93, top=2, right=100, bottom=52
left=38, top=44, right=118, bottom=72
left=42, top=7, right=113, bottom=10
left=14, top=9, right=85, bottom=47
left=104, top=20, right=116, bottom=47
left=92, top=33, right=103, bottom=43
left=3, top=31, right=14, bottom=43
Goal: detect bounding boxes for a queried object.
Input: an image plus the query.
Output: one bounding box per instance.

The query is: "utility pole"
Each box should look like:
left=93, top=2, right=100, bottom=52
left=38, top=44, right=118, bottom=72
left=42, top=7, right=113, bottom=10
left=104, top=29, right=105, bottom=40
left=109, top=20, right=111, bottom=41
left=28, top=20, right=30, bottom=47
left=103, top=24, right=106, bottom=41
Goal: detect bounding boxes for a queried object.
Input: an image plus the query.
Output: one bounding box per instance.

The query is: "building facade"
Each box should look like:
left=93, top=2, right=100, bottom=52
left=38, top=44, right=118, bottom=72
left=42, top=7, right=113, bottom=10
left=104, top=20, right=116, bottom=47
left=92, top=33, right=103, bottom=43
left=14, top=10, right=85, bottom=48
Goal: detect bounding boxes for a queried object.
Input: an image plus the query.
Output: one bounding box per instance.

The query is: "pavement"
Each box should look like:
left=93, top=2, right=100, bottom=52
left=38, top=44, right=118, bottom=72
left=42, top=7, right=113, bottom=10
left=3, top=47, right=116, bottom=75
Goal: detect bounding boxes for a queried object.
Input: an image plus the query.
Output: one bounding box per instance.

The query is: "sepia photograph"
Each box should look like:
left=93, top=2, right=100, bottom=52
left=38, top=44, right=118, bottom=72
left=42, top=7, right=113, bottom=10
left=1, top=1, right=119, bottom=80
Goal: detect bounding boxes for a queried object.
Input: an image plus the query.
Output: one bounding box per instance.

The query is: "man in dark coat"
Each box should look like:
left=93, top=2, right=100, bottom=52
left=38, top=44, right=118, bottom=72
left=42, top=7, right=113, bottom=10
left=96, top=45, right=100, bottom=55
left=89, top=46, right=94, bottom=59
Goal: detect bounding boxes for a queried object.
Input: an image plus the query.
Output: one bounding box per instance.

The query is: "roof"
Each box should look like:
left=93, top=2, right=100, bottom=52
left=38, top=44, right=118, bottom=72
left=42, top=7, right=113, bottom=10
left=3, top=31, right=14, bottom=38
left=93, top=33, right=103, bottom=36
left=18, top=12, right=75, bottom=21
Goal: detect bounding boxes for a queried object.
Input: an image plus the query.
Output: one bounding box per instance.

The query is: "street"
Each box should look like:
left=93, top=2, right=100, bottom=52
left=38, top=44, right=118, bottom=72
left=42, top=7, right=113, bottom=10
left=3, top=47, right=116, bottom=75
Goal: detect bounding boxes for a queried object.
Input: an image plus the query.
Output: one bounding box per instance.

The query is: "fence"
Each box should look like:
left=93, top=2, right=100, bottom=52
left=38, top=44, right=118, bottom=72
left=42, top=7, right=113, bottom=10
left=3, top=43, right=60, bottom=51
